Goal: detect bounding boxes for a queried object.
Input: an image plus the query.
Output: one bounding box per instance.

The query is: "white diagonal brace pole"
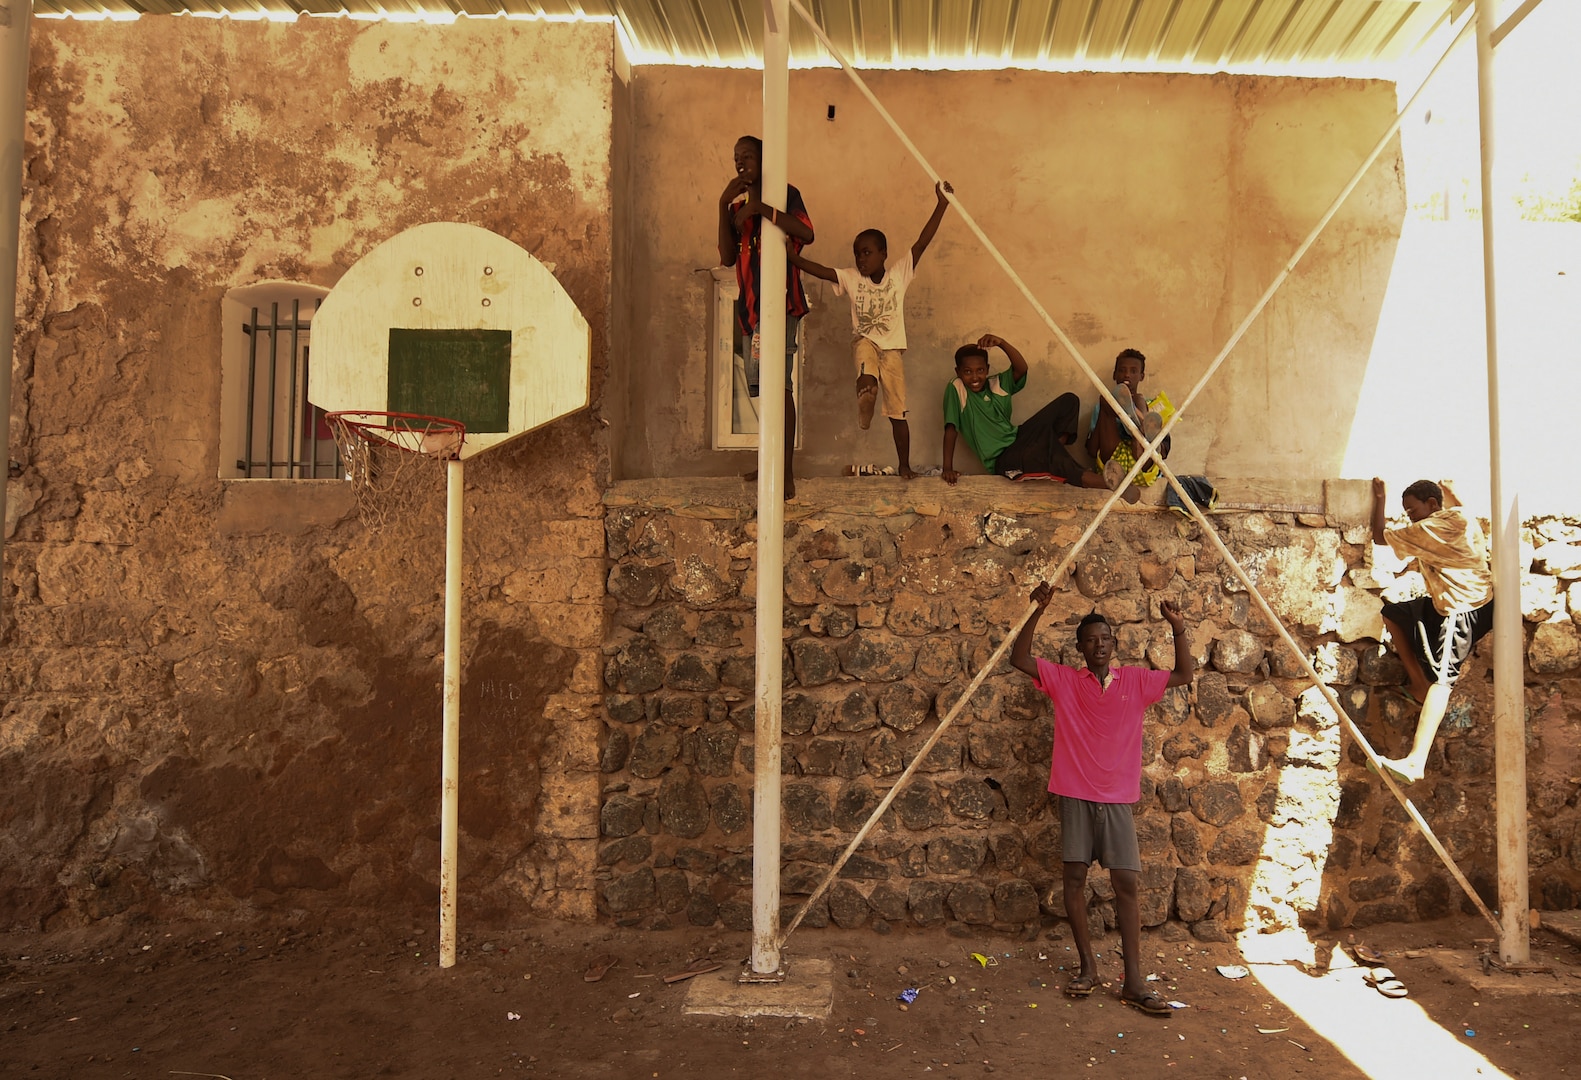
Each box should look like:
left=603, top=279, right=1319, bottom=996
left=1491, top=0, right=1546, bottom=47
left=749, top=0, right=792, bottom=978
left=1474, top=0, right=1529, bottom=965
left=786, top=0, right=1502, bottom=936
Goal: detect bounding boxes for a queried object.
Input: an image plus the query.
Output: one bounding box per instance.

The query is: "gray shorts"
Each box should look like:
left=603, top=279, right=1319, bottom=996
left=1060, top=796, right=1141, bottom=872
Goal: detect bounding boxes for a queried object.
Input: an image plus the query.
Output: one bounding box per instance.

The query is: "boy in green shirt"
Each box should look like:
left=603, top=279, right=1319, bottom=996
left=941, top=335, right=1135, bottom=501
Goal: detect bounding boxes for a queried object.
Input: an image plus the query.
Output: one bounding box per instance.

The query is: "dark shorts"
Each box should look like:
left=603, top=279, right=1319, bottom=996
left=1060, top=796, right=1141, bottom=872
left=1380, top=595, right=1494, bottom=685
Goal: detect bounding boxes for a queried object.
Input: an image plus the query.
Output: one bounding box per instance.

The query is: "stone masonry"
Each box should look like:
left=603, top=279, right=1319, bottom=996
left=598, top=478, right=1581, bottom=939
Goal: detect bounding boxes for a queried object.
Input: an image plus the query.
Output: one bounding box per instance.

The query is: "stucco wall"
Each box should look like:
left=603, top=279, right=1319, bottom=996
left=618, top=67, right=1404, bottom=483
left=3, top=17, right=616, bottom=929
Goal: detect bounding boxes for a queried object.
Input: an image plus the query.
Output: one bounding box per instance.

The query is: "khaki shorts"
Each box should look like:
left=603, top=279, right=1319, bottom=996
left=1060, top=796, right=1141, bottom=871
left=853, top=337, right=907, bottom=419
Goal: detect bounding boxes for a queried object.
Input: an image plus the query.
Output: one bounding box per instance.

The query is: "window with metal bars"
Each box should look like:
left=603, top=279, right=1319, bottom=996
left=220, top=283, right=340, bottom=480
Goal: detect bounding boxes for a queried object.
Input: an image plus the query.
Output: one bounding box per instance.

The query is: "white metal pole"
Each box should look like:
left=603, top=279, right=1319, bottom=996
left=1474, top=0, right=1529, bottom=964
left=749, top=0, right=790, bottom=978
left=439, top=456, right=464, bottom=968
left=0, top=2, right=32, bottom=618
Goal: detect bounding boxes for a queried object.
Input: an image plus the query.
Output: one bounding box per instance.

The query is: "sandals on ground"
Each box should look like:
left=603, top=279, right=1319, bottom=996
left=583, top=953, right=620, bottom=982
left=1351, top=944, right=1386, bottom=966
left=1363, top=966, right=1409, bottom=998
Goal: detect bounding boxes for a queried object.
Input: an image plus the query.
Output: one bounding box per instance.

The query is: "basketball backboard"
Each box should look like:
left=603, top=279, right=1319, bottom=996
left=309, top=222, right=591, bottom=460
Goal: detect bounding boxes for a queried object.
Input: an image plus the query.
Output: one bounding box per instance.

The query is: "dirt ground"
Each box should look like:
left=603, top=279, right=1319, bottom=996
left=2, top=913, right=1578, bottom=1079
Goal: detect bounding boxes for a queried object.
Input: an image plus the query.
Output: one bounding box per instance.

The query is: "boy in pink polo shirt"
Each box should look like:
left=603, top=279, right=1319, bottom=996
left=1011, top=582, right=1194, bottom=1017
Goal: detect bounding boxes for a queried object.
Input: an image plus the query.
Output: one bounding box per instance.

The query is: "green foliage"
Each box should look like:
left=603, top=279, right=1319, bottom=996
left=1515, top=175, right=1581, bottom=223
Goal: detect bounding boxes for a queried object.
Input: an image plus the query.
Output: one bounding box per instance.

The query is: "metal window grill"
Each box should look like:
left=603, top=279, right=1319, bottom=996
left=238, top=299, right=343, bottom=479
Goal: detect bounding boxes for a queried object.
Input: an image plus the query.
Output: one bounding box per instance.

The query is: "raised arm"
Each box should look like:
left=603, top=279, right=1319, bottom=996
left=979, top=333, right=1027, bottom=382
left=1160, top=600, right=1194, bottom=688
left=911, top=181, right=953, bottom=266
left=1371, top=477, right=1387, bottom=545
left=787, top=248, right=837, bottom=282
left=1010, top=582, right=1053, bottom=679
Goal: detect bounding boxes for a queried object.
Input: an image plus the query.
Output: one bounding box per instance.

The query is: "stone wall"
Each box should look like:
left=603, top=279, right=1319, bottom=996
left=2, top=18, right=618, bottom=931
left=597, top=478, right=1581, bottom=937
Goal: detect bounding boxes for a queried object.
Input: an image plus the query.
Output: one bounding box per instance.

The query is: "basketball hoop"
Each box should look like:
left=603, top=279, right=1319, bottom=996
left=326, top=410, right=466, bottom=530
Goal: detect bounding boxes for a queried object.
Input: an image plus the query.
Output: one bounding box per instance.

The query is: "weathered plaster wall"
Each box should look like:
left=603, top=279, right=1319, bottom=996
left=618, top=68, right=1404, bottom=483
left=3, top=17, right=616, bottom=929
left=596, top=479, right=1581, bottom=934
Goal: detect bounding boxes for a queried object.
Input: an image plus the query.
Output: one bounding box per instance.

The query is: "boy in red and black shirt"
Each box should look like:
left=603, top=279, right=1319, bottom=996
left=718, top=135, right=815, bottom=498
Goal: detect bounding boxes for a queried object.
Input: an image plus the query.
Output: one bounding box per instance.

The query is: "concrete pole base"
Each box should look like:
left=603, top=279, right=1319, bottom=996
left=682, top=957, right=833, bottom=1019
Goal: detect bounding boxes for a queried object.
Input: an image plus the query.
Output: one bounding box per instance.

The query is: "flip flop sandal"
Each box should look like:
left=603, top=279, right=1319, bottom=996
left=663, top=958, right=723, bottom=984
left=1063, top=973, right=1096, bottom=998
left=1363, top=967, right=1409, bottom=998
left=583, top=954, right=619, bottom=983
left=1351, top=944, right=1386, bottom=966
left=1120, top=989, right=1172, bottom=1017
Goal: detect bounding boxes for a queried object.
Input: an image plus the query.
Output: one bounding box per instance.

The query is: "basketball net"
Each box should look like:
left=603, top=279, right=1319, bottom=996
left=326, top=411, right=466, bottom=531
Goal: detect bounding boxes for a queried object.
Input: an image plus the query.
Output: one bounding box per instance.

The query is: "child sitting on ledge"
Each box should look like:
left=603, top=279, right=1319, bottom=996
left=941, top=334, right=1136, bottom=502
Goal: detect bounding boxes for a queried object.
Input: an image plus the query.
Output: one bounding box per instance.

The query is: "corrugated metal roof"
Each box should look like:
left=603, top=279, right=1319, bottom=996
left=33, top=0, right=1458, bottom=73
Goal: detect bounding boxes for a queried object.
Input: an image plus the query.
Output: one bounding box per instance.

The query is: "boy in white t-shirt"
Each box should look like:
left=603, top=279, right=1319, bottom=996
left=789, top=181, right=952, bottom=478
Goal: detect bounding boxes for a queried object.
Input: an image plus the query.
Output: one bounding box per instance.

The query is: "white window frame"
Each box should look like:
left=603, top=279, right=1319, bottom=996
left=708, top=266, right=804, bottom=450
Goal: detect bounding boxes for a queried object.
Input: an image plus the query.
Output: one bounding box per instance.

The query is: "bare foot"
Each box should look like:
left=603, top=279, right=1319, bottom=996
left=856, top=385, right=878, bottom=430
left=747, top=469, right=795, bottom=500
left=1376, top=757, right=1422, bottom=784
left=898, top=467, right=916, bottom=480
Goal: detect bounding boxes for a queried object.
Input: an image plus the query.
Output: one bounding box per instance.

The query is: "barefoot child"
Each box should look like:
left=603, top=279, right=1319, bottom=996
left=1370, top=477, right=1494, bottom=782
left=718, top=135, right=816, bottom=499
left=787, top=181, right=953, bottom=479
left=1010, top=584, right=1194, bottom=1016
left=941, top=335, right=1134, bottom=500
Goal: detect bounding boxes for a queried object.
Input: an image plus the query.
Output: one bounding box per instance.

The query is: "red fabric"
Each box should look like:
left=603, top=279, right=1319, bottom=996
left=732, top=183, right=812, bottom=335
left=1033, top=658, right=1170, bottom=803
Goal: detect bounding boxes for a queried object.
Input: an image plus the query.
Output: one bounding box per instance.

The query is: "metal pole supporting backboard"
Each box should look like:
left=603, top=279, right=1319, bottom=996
left=439, top=456, right=464, bottom=967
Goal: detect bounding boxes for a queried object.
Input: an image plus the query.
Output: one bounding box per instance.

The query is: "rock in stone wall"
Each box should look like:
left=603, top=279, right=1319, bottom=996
left=599, top=481, right=1581, bottom=936
left=1, top=19, right=616, bottom=931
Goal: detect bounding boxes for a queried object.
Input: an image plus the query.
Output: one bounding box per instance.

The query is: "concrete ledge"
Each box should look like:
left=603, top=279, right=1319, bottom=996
left=605, top=475, right=1350, bottom=520
left=1418, top=947, right=1581, bottom=996
left=682, top=957, right=833, bottom=1019
left=1539, top=910, right=1581, bottom=950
